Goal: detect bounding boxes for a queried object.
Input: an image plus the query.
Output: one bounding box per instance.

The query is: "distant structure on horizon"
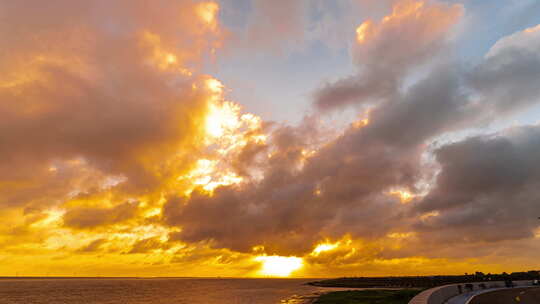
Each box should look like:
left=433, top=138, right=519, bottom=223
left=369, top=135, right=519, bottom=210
left=309, top=270, right=540, bottom=288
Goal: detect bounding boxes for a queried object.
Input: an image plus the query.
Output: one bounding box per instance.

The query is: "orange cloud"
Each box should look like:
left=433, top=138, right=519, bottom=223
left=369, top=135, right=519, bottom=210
left=354, top=0, right=463, bottom=57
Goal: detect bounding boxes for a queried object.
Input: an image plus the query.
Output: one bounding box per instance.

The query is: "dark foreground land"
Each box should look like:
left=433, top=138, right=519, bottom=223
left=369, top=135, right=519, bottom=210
left=309, top=271, right=540, bottom=288
left=469, top=287, right=540, bottom=304
left=313, top=289, right=423, bottom=304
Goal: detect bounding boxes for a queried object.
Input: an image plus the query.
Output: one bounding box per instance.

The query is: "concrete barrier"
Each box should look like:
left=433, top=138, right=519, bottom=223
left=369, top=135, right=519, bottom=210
left=408, top=280, right=536, bottom=304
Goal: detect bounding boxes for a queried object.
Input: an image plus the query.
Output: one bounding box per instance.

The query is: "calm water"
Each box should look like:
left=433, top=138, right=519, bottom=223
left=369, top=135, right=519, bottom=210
left=0, top=278, right=345, bottom=304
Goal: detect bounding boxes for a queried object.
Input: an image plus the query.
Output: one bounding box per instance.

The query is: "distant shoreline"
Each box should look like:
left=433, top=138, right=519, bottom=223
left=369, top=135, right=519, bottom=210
left=308, top=272, right=540, bottom=289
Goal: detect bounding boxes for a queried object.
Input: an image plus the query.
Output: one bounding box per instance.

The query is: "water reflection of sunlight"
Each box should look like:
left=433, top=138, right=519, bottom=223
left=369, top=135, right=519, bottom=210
left=280, top=294, right=312, bottom=304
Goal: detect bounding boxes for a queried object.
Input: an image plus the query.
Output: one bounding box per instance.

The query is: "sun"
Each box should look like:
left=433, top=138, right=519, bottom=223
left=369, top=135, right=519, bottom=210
left=255, top=256, right=303, bottom=277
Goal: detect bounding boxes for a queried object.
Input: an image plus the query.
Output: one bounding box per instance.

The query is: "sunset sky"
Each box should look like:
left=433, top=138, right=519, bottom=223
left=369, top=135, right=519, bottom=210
left=1, top=0, right=540, bottom=278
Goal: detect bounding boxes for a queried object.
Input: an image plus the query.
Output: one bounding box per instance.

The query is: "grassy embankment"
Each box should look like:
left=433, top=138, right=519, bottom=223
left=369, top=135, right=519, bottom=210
left=313, top=289, right=423, bottom=304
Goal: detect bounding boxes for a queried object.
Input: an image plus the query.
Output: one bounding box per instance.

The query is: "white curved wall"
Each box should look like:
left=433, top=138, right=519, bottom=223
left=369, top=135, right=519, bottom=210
left=408, top=280, right=535, bottom=304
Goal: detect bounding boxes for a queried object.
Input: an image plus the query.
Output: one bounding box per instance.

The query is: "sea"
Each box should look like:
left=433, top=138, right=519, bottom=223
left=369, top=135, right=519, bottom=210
left=0, top=278, right=353, bottom=304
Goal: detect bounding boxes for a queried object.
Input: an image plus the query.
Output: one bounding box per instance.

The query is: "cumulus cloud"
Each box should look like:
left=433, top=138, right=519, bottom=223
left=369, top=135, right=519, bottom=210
left=314, top=0, right=463, bottom=110
left=0, top=0, right=234, bottom=273
left=0, top=0, right=222, bottom=209
left=0, top=0, right=234, bottom=265
left=414, top=125, right=540, bottom=243
left=469, top=25, right=540, bottom=116
left=163, top=18, right=540, bottom=265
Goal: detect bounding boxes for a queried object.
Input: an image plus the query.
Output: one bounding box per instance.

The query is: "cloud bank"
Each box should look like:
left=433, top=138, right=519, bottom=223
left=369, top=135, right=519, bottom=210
left=1, top=0, right=540, bottom=277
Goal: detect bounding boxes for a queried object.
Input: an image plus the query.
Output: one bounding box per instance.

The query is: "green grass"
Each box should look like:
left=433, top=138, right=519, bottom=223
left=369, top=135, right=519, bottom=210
left=313, top=289, right=423, bottom=304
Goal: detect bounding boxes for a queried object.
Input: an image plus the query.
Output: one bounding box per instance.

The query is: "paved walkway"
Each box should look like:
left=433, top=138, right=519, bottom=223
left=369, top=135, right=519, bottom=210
left=468, top=287, right=540, bottom=304
left=445, top=288, right=505, bottom=304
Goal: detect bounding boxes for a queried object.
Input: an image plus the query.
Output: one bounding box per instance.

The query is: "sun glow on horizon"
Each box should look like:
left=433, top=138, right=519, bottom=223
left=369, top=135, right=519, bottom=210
left=255, top=255, right=303, bottom=277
